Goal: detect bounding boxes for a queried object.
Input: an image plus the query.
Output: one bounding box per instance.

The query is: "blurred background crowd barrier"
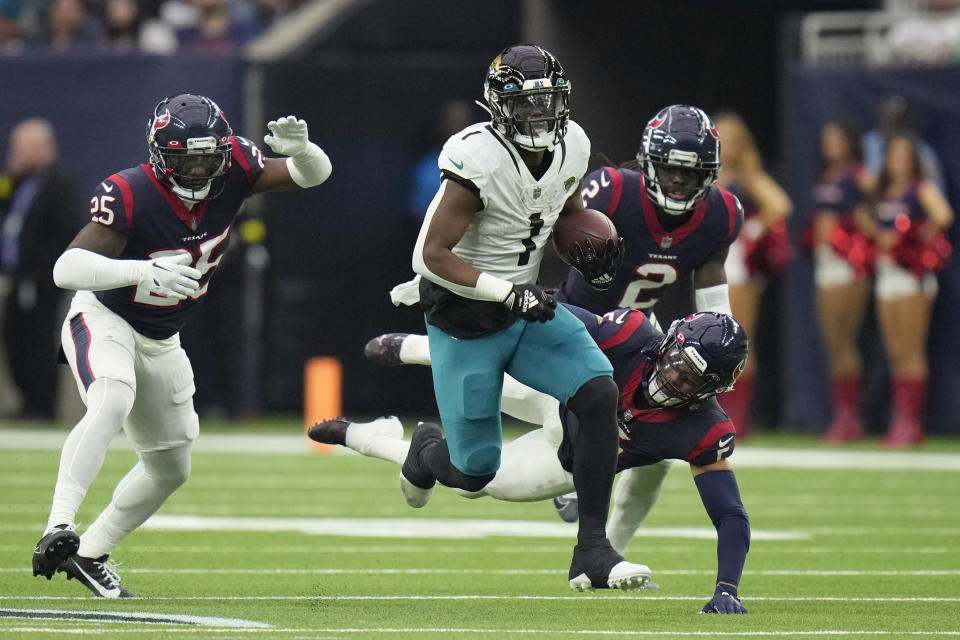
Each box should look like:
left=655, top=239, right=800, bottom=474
left=0, top=0, right=958, bottom=435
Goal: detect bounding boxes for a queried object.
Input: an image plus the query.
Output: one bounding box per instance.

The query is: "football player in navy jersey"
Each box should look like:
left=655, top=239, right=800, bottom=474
left=31, top=94, right=332, bottom=598
left=552, top=104, right=744, bottom=541
left=313, top=307, right=752, bottom=613
left=369, top=105, right=746, bottom=555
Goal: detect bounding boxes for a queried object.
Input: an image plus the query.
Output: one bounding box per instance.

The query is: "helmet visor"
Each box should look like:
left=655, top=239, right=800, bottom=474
left=503, top=89, right=565, bottom=137
left=163, top=151, right=228, bottom=189
left=652, top=163, right=712, bottom=203
left=646, top=342, right=712, bottom=407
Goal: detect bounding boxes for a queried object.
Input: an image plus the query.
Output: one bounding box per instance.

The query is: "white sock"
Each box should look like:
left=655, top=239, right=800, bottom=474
left=607, top=461, right=672, bottom=554
left=47, top=379, right=131, bottom=531
left=79, top=445, right=191, bottom=558
left=344, top=417, right=410, bottom=464
left=398, top=334, right=431, bottom=365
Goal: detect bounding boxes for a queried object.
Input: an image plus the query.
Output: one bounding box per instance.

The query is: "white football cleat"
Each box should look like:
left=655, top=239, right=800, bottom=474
left=570, top=560, right=651, bottom=592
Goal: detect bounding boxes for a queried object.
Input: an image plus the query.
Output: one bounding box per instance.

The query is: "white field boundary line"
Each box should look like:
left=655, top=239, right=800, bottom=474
left=2, top=595, right=960, bottom=602
left=3, top=626, right=960, bottom=636
left=2, top=429, right=960, bottom=471
left=0, top=608, right=270, bottom=628
left=0, top=544, right=947, bottom=555
left=2, top=568, right=959, bottom=577
left=136, top=515, right=809, bottom=541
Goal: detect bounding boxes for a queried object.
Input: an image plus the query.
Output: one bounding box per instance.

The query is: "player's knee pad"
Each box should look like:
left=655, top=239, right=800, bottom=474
left=84, top=378, right=136, bottom=426
left=568, top=376, right=619, bottom=426
left=461, top=444, right=501, bottom=477
left=139, top=444, right=192, bottom=490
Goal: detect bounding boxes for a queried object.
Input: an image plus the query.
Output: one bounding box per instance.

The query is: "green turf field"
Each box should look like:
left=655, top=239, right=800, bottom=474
left=1, top=423, right=958, bottom=639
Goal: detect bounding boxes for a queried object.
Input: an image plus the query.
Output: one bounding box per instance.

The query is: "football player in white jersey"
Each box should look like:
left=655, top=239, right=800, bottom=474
left=387, top=44, right=648, bottom=591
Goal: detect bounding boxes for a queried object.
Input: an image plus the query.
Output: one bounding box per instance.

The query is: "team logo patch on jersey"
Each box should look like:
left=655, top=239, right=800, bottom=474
left=564, top=176, right=576, bottom=191
left=661, top=236, right=673, bottom=248
left=532, top=187, right=541, bottom=199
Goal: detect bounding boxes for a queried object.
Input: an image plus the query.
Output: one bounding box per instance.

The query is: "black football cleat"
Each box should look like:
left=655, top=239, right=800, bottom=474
left=552, top=492, right=580, bottom=523
left=399, top=422, right=442, bottom=508
left=308, top=416, right=350, bottom=446
left=568, top=539, right=651, bottom=591
left=32, top=525, right=80, bottom=579
left=309, top=416, right=404, bottom=456
left=61, top=554, right=136, bottom=598
left=364, top=333, right=409, bottom=366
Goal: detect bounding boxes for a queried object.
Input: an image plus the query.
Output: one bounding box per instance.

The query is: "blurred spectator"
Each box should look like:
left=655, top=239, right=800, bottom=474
left=31, top=0, right=102, bottom=52
left=0, top=118, right=84, bottom=420
left=163, top=0, right=258, bottom=54
left=407, top=98, right=474, bottom=223
left=810, top=121, right=877, bottom=443
left=0, top=0, right=25, bottom=54
left=863, top=94, right=946, bottom=192
left=714, top=111, right=793, bottom=438
left=855, top=134, right=954, bottom=447
left=883, top=5, right=960, bottom=64
left=101, top=0, right=177, bottom=54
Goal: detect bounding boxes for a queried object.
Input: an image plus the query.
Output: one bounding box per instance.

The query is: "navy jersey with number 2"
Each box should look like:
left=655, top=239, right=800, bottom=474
left=88, top=136, right=264, bottom=339
left=559, top=166, right=743, bottom=314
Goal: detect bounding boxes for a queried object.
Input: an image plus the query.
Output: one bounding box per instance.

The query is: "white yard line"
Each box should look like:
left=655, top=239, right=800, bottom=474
left=2, top=626, right=959, bottom=636
left=2, top=429, right=960, bottom=470
left=1, top=568, right=957, bottom=576
left=137, top=514, right=809, bottom=541
left=2, top=595, right=959, bottom=602
left=0, top=544, right=946, bottom=555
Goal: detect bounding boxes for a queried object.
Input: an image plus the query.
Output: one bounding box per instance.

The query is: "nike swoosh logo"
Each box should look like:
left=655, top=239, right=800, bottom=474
left=449, top=158, right=464, bottom=170
left=600, top=172, right=611, bottom=187
left=718, top=435, right=734, bottom=447
left=614, top=310, right=630, bottom=324
left=101, top=182, right=114, bottom=192
left=71, top=560, right=120, bottom=597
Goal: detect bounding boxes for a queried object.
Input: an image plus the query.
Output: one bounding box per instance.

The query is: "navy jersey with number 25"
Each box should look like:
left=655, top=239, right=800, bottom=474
left=88, top=136, right=264, bottom=339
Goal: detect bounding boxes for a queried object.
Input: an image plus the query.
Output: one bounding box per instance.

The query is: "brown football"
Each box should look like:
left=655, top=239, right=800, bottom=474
left=552, top=208, right=619, bottom=265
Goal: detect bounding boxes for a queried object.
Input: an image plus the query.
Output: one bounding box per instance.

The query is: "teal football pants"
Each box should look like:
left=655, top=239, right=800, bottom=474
left=425, top=303, right=613, bottom=476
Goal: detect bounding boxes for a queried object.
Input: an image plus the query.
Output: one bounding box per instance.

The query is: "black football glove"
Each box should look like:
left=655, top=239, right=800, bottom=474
left=567, top=237, right=624, bottom=291
left=700, top=584, right=748, bottom=614
left=503, top=283, right=557, bottom=323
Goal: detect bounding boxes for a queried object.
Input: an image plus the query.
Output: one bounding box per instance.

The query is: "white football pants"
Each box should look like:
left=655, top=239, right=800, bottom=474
left=50, top=291, right=199, bottom=558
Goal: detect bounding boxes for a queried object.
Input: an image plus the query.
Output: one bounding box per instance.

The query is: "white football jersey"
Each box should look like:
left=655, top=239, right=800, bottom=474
left=423, top=120, right=590, bottom=288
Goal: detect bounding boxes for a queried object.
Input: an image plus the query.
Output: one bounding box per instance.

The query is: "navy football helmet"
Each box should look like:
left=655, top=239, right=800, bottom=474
left=147, top=94, right=233, bottom=201
left=483, top=44, right=571, bottom=152
left=646, top=312, right=748, bottom=407
left=638, top=105, right=721, bottom=215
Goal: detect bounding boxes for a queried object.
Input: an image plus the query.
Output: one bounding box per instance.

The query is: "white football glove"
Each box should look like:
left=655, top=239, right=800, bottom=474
left=263, top=115, right=310, bottom=158
left=139, top=254, right=201, bottom=300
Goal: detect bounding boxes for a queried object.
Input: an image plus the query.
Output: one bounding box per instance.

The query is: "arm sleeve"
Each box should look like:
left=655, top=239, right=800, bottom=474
left=53, top=247, right=148, bottom=292
left=695, top=470, right=750, bottom=587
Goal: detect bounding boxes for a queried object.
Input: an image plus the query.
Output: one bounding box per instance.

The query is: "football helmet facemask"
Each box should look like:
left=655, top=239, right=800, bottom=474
left=483, top=44, right=570, bottom=152
left=147, top=94, right=233, bottom=202
left=639, top=105, right=721, bottom=215
left=645, top=312, right=748, bottom=408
